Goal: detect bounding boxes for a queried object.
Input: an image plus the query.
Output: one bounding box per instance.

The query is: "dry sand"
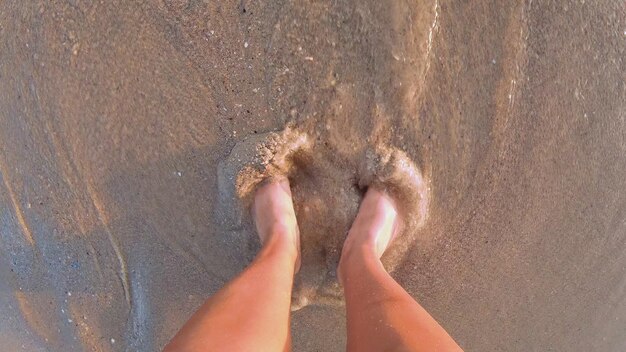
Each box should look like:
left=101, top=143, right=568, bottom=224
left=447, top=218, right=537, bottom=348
left=1, top=1, right=625, bottom=351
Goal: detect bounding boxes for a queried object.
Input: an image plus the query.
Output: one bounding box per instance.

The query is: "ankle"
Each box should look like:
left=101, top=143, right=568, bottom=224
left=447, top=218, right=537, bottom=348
left=260, top=229, right=298, bottom=260
left=342, top=224, right=390, bottom=258
left=338, top=240, right=380, bottom=282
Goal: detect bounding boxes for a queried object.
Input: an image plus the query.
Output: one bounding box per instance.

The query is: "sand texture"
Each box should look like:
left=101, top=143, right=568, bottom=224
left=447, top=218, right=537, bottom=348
left=1, top=1, right=625, bottom=351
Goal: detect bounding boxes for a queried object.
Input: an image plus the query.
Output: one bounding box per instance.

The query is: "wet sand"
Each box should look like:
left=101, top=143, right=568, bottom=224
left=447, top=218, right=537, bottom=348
left=1, top=1, right=625, bottom=351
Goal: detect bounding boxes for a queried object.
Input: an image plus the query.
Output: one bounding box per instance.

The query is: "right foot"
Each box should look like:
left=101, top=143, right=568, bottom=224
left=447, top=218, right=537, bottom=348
left=338, top=188, right=402, bottom=281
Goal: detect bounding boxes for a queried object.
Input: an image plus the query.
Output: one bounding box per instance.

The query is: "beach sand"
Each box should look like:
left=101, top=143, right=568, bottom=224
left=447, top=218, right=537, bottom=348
left=0, top=1, right=625, bottom=351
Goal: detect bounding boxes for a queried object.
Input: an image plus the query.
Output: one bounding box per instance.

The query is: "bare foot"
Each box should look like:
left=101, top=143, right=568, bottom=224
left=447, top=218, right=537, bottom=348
left=253, top=178, right=301, bottom=271
left=338, top=188, right=401, bottom=282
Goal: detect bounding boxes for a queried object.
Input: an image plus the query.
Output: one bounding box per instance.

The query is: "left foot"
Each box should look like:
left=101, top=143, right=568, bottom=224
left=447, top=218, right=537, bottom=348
left=252, top=178, right=301, bottom=271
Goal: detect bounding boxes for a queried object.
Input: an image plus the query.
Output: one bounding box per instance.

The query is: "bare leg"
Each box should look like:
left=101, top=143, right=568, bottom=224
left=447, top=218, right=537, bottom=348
left=164, top=179, right=299, bottom=352
left=338, top=189, right=463, bottom=352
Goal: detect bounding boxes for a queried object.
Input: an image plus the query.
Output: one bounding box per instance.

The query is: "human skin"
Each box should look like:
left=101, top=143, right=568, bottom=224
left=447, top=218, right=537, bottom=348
left=163, top=179, right=298, bottom=352
left=163, top=180, right=462, bottom=352
left=339, top=189, right=463, bottom=352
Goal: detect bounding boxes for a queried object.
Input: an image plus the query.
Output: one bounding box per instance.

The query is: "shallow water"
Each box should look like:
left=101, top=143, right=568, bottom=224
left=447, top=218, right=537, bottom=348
left=1, top=1, right=625, bottom=351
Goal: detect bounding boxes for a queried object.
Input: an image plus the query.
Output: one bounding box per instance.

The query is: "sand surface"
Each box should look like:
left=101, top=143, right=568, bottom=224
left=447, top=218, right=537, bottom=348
left=1, top=1, right=625, bottom=351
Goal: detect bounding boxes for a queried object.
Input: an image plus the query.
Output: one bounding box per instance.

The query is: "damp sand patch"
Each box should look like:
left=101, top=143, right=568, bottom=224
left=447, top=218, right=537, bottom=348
left=217, top=126, right=430, bottom=309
